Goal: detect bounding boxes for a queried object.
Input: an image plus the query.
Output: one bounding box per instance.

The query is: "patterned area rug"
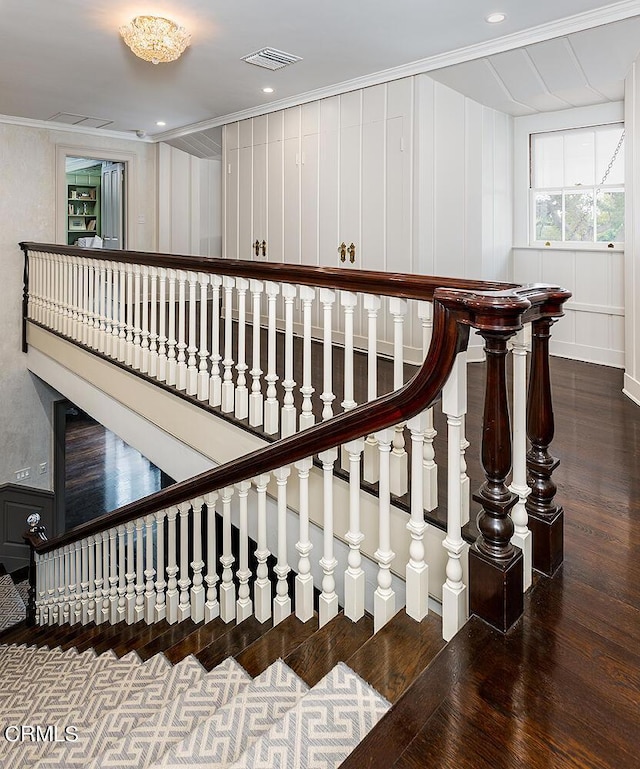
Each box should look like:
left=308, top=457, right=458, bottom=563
left=0, top=639, right=389, bottom=769
left=0, top=574, right=26, bottom=631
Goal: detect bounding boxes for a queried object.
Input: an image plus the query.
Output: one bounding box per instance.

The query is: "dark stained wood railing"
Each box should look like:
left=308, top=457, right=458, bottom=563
left=20, top=241, right=571, bottom=633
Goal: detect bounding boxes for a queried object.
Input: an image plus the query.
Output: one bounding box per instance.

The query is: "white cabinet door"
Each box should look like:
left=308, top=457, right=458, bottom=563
left=239, top=144, right=253, bottom=260
left=267, top=111, right=284, bottom=263
left=252, top=115, right=268, bottom=261
left=300, top=102, right=320, bottom=267
left=223, top=123, right=239, bottom=260
left=318, top=97, right=340, bottom=268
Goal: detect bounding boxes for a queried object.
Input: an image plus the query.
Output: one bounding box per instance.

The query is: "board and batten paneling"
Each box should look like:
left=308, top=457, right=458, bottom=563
left=158, top=142, right=221, bottom=256
left=513, top=247, right=625, bottom=367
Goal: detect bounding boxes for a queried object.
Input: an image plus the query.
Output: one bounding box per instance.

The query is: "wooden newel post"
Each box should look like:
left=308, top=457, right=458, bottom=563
left=23, top=513, right=47, bottom=626
left=469, top=328, right=523, bottom=633
left=526, top=317, right=563, bottom=576
left=21, top=243, right=29, bottom=353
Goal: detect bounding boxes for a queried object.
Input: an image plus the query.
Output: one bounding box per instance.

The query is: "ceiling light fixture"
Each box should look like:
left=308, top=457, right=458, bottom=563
left=262, top=87, right=274, bottom=94
left=120, top=16, right=191, bottom=65
left=156, top=121, right=166, bottom=126
left=486, top=12, right=506, bottom=23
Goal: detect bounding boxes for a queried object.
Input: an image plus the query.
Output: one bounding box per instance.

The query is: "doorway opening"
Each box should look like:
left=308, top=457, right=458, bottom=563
left=65, top=156, right=126, bottom=249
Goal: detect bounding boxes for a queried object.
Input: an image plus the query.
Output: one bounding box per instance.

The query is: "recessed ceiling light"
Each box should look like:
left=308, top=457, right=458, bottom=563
left=156, top=121, right=166, bottom=126
left=486, top=12, right=506, bottom=23
left=262, top=87, right=274, bottom=94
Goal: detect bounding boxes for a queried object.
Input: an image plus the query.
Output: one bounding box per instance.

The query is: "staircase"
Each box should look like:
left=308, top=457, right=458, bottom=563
left=0, top=567, right=29, bottom=631
left=0, top=607, right=447, bottom=769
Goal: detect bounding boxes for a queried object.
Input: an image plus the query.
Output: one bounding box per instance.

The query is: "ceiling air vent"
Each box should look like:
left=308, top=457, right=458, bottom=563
left=241, top=47, right=302, bottom=71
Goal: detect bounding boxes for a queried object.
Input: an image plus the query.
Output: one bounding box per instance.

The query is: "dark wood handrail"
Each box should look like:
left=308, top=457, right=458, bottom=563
left=30, top=280, right=571, bottom=555
left=20, top=241, right=516, bottom=302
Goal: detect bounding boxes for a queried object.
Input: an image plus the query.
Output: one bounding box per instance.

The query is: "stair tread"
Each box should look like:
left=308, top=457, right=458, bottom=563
left=150, top=658, right=308, bottom=769
left=111, top=619, right=174, bottom=657
left=284, top=611, right=374, bottom=688
left=346, top=609, right=446, bottom=703
left=0, top=574, right=26, bottom=632
left=88, top=657, right=251, bottom=769
left=136, top=618, right=202, bottom=661
left=228, top=662, right=390, bottom=769
left=196, top=615, right=272, bottom=671
left=235, top=613, right=319, bottom=678
left=163, top=617, right=228, bottom=664
left=35, top=655, right=207, bottom=768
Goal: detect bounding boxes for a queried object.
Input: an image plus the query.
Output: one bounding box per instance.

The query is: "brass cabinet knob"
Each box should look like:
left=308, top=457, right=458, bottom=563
left=260, top=240, right=267, bottom=257
left=348, top=242, right=356, bottom=263
left=254, top=239, right=260, bottom=257
left=338, top=242, right=347, bottom=262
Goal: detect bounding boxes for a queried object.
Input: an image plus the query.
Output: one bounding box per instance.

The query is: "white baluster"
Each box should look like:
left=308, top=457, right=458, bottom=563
left=71, top=256, right=80, bottom=340
left=263, top=281, right=280, bottom=434
left=442, top=352, right=469, bottom=642
left=157, top=267, right=168, bottom=381
left=140, top=266, right=150, bottom=373
left=38, top=553, right=47, bottom=625
left=299, top=286, right=316, bottom=430
left=344, top=438, right=365, bottom=622
left=144, top=513, right=156, bottom=623
left=221, top=276, right=235, bottom=412
left=186, top=271, right=199, bottom=395
left=460, top=414, right=470, bottom=525
left=155, top=509, right=167, bottom=622
left=219, top=486, right=236, bottom=622
left=236, top=481, right=253, bottom=622
left=203, top=491, right=220, bottom=622
left=80, top=538, right=90, bottom=625
left=294, top=457, right=314, bottom=622
left=209, top=275, right=223, bottom=406
left=72, top=541, right=81, bottom=625
left=191, top=497, right=205, bottom=622
left=363, top=294, right=381, bottom=483
left=86, top=258, right=95, bottom=346
left=249, top=279, right=264, bottom=426
left=54, top=549, right=63, bottom=624
left=165, top=506, right=179, bottom=624
left=124, top=263, right=135, bottom=365
left=97, top=260, right=107, bottom=353
left=176, top=270, right=188, bottom=390
left=102, top=530, right=111, bottom=624
left=197, top=274, right=210, bottom=400
left=178, top=501, right=191, bottom=621
left=340, top=290, right=358, bottom=469
left=273, top=466, right=292, bottom=624
left=509, top=328, right=533, bottom=591
left=94, top=535, right=103, bottom=625
left=92, top=259, right=102, bottom=348
left=234, top=277, right=250, bottom=419
left=61, top=254, right=70, bottom=337
left=135, top=517, right=145, bottom=622
left=125, top=521, right=136, bottom=623
left=406, top=413, right=429, bottom=621
left=319, top=448, right=339, bottom=627
left=281, top=283, right=297, bottom=437
left=108, top=529, right=118, bottom=624
left=253, top=474, right=271, bottom=622
left=148, top=266, right=159, bottom=377
left=374, top=428, right=396, bottom=632
left=117, top=524, right=127, bottom=623
left=117, top=261, right=127, bottom=362
left=62, top=544, right=71, bottom=624
left=320, top=288, right=336, bottom=421
left=418, top=301, right=438, bottom=511
left=389, top=297, right=408, bottom=497
left=109, top=260, right=120, bottom=358
left=103, top=261, right=113, bottom=356
left=166, top=268, right=178, bottom=386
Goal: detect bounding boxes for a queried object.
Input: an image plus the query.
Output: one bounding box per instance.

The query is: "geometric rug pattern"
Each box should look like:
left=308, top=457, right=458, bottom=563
left=0, top=574, right=26, bottom=631
left=0, top=640, right=389, bottom=769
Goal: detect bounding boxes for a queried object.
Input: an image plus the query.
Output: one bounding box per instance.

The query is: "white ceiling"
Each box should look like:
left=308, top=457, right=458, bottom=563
left=1, top=0, right=639, bottom=143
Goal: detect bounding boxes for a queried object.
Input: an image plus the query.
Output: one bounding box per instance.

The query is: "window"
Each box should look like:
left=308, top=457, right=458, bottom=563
left=530, top=124, right=624, bottom=246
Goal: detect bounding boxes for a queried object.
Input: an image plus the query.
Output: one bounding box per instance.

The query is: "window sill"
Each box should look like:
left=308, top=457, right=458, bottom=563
left=516, top=243, right=624, bottom=253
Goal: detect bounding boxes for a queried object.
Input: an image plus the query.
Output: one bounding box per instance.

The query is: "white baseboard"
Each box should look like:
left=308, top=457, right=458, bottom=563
left=623, top=374, right=640, bottom=406
left=550, top=340, right=624, bottom=369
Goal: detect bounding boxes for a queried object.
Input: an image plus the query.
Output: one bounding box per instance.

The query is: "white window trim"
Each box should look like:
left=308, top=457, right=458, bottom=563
left=513, top=102, right=624, bottom=250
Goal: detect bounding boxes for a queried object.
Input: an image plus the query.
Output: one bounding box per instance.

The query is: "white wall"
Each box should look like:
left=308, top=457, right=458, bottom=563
left=158, top=143, right=222, bottom=256
left=512, top=103, right=626, bottom=368
left=0, top=121, right=157, bottom=490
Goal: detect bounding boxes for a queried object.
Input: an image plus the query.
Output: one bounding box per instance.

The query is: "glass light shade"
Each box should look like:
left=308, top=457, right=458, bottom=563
left=120, top=16, right=191, bottom=65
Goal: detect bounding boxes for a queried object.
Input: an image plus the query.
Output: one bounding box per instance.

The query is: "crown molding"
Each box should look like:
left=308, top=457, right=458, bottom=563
left=0, top=113, right=153, bottom=143
left=156, top=0, right=640, bottom=142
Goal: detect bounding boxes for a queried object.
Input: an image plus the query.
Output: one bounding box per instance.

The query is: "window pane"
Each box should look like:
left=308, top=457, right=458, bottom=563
left=564, top=191, right=594, bottom=242
left=596, top=127, right=624, bottom=186
left=563, top=130, right=595, bottom=187
left=596, top=190, right=624, bottom=242
left=532, top=134, right=563, bottom=188
left=535, top=193, right=562, bottom=241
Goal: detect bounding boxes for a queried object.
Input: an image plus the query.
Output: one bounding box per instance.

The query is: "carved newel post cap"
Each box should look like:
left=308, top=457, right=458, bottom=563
left=27, top=513, right=41, bottom=532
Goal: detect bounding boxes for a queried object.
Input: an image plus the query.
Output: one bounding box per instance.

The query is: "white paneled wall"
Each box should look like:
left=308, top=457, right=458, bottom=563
left=158, top=143, right=222, bottom=256
left=513, top=247, right=625, bottom=367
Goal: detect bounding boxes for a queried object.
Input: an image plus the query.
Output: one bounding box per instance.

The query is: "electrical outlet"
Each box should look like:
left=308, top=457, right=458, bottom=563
left=39, top=462, right=47, bottom=475
left=15, top=467, right=31, bottom=481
